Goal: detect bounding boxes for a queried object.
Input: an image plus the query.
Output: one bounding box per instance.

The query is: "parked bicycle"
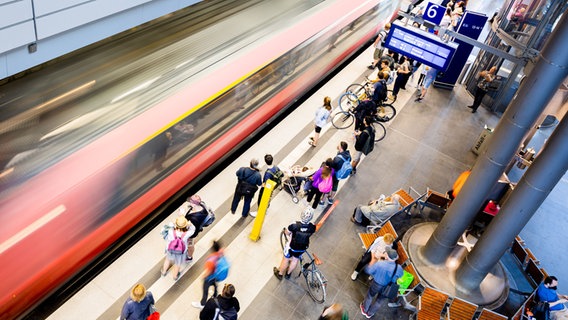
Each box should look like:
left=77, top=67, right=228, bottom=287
left=280, top=228, right=327, bottom=303
left=332, top=93, right=387, bottom=142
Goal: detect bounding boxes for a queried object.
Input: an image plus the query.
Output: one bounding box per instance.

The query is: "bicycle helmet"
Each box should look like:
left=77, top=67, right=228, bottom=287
left=300, top=207, right=314, bottom=224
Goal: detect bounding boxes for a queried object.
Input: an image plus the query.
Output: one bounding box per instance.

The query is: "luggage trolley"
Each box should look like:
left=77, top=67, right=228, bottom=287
left=282, top=165, right=316, bottom=203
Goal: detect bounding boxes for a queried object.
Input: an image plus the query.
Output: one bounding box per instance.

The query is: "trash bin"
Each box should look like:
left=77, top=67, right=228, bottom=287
left=472, top=125, right=493, bottom=155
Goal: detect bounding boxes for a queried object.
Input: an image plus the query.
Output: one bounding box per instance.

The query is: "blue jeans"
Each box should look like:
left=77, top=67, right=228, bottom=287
left=231, top=190, right=254, bottom=217
left=362, top=280, right=386, bottom=316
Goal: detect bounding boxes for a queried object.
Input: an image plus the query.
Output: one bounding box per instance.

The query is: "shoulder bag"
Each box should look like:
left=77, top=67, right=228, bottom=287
left=237, top=170, right=258, bottom=195
left=381, top=264, right=400, bottom=299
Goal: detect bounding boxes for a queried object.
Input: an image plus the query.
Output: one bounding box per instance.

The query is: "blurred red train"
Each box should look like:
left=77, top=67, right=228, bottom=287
left=0, top=0, right=400, bottom=318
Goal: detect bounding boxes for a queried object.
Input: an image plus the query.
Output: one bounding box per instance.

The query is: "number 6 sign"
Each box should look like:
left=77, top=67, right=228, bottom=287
left=423, top=2, right=446, bottom=26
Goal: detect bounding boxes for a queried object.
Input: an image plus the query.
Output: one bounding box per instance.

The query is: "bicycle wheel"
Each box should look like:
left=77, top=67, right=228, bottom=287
left=345, top=84, right=368, bottom=101
left=331, top=112, right=354, bottom=129
left=305, top=268, right=326, bottom=303
left=376, top=104, right=396, bottom=122
left=280, top=229, right=289, bottom=251
left=385, top=89, right=397, bottom=104
left=338, top=92, right=359, bottom=113
left=372, top=121, right=386, bottom=142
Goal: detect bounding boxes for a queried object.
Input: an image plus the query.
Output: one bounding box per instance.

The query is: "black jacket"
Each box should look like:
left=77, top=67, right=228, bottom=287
left=199, top=296, right=240, bottom=320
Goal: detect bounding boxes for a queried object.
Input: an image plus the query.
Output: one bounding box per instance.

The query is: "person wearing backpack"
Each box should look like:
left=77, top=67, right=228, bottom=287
left=193, top=241, right=229, bottom=309
left=200, top=283, right=240, bottom=320
left=367, top=23, right=391, bottom=70
left=184, top=194, right=214, bottom=261
left=351, top=116, right=375, bottom=175
left=161, top=216, right=193, bottom=281
left=322, top=142, right=351, bottom=205
left=273, top=207, right=316, bottom=280
left=255, top=154, right=283, bottom=207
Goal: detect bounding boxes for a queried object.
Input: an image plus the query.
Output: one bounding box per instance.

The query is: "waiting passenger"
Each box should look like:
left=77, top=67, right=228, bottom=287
left=231, top=158, right=262, bottom=217
left=351, top=116, right=375, bottom=175
left=199, top=283, right=240, bottom=320
left=120, top=283, right=155, bottom=320
left=256, top=154, right=282, bottom=207
left=184, top=195, right=209, bottom=261
left=323, top=141, right=351, bottom=205
left=305, top=163, right=333, bottom=209
left=161, top=216, right=193, bottom=281
left=351, top=233, right=395, bottom=281
left=351, top=194, right=401, bottom=226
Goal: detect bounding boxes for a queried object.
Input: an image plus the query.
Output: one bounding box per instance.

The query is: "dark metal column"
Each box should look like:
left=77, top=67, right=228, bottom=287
left=420, top=12, right=568, bottom=265
left=456, top=112, right=568, bottom=290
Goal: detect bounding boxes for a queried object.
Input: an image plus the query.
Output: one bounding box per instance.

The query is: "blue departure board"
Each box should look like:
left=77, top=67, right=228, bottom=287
left=384, top=20, right=458, bottom=72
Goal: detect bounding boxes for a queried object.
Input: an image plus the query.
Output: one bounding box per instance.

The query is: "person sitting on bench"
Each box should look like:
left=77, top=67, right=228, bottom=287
left=351, top=194, right=401, bottom=226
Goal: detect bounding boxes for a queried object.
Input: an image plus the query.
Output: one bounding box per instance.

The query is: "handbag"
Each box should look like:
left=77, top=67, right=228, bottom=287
left=237, top=170, right=258, bottom=195
left=381, top=264, right=400, bottom=299
left=147, top=304, right=160, bottom=320
left=237, top=180, right=258, bottom=195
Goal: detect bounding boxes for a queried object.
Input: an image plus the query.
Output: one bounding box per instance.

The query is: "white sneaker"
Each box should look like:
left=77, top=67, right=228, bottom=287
left=351, top=271, right=358, bottom=281
left=191, top=302, right=204, bottom=309
left=249, top=211, right=257, bottom=217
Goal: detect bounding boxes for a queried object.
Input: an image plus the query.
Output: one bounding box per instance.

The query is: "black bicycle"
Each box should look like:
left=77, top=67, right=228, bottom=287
left=280, top=228, right=327, bottom=303
left=332, top=93, right=387, bottom=142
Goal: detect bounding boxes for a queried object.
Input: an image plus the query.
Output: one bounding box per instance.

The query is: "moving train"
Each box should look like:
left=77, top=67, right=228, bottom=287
left=0, top=0, right=400, bottom=318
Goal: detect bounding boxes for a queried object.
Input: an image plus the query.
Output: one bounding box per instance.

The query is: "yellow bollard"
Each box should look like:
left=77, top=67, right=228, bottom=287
left=249, top=179, right=276, bottom=241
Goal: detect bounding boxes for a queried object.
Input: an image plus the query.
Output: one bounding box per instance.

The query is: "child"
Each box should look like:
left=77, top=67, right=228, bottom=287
left=309, top=96, right=332, bottom=147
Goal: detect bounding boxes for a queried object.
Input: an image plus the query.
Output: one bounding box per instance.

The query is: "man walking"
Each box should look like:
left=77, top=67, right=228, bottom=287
left=231, top=158, right=262, bottom=217
left=360, top=247, right=403, bottom=319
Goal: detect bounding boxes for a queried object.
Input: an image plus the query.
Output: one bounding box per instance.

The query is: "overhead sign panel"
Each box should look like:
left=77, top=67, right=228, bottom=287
left=384, top=20, right=458, bottom=72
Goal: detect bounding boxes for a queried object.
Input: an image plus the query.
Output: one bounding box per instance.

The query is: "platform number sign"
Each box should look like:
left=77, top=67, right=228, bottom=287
left=423, top=2, right=446, bottom=26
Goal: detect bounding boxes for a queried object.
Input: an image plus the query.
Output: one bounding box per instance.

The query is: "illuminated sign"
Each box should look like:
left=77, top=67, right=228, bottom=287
left=423, top=2, right=446, bottom=25
left=384, top=20, right=458, bottom=71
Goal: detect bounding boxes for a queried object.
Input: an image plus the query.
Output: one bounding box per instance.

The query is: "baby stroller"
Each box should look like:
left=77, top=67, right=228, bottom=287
left=282, top=165, right=317, bottom=203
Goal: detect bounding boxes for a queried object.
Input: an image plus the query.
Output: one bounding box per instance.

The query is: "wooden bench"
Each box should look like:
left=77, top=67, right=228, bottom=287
left=447, top=297, right=477, bottom=320
left=417, top=287, right=450, bottom=320
left=477, top=308, right=508, bottom=320
left=358, top=220, right=398, bottom=250
left=511, top=237, right=528, bottom=267
left=526, top=258, right=544, bottom=287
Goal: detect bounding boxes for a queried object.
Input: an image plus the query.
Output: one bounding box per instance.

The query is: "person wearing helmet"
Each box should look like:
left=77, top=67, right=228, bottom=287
left=273, top=207, right=316, bottom=280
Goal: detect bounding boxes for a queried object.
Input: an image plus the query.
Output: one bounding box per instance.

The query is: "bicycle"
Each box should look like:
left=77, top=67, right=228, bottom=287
left=339, top=90, right=396, bottom=124
left=344, top=76, right=397, bottom=110
left=280, top=228, right=327, bottom=303
left=331, top=93, right=387, bottom=142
